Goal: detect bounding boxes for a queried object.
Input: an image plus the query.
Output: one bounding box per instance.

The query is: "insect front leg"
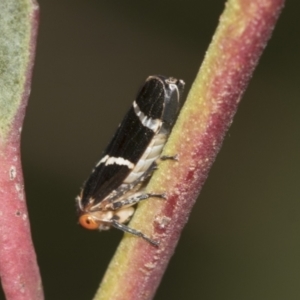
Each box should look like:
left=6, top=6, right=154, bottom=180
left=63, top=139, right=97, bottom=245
left=111, top=219, right=159, bottom=247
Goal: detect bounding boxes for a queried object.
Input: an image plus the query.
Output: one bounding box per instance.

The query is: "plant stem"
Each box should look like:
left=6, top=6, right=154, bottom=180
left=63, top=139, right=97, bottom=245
left=94, top=0, right=285, bottom=299
left=0, top=1, right=43, bottom=299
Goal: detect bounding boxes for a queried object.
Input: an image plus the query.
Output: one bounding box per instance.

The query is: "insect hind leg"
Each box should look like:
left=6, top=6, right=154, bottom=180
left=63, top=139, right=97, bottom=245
left=160, top=154, right=178, bottom=161
left=111, top=219, right=159, bottom=247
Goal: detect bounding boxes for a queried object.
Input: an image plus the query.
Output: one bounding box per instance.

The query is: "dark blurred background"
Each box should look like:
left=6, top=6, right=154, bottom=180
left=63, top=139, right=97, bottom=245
left=2, top=0, right=300, bottom=299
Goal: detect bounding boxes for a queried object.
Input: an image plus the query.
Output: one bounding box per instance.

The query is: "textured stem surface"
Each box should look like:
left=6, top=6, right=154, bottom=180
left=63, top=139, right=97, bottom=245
left=94, top=0, right=285, bottom=299
left=0, top=1, right=43, bottom=299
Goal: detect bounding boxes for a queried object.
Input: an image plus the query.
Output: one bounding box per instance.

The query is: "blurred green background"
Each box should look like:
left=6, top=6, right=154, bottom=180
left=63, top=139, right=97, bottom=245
left=2, top=0, right=300, bottom=299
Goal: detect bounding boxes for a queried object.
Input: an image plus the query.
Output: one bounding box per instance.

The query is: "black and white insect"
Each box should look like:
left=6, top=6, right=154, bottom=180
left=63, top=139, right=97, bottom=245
left=76, top=75, right=185, bottom=246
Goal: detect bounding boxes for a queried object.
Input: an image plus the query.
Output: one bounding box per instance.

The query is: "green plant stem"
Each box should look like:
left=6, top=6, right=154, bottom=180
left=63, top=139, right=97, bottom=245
left=94, top=0, right=285, bottom=299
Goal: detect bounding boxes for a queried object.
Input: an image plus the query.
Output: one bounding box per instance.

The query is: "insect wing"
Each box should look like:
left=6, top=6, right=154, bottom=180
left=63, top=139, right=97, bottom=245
left=80, top=76, right=170, bottom=206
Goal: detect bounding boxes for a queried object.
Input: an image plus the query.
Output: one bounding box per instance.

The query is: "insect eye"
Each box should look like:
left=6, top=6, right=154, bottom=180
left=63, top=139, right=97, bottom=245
left=79, top=214, right=99, bottom=230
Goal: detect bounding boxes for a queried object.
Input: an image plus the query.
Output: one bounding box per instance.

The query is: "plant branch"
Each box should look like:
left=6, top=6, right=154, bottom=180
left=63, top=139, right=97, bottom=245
left=0, top=1, right=43, bottom=299
left=93, top=0, right=285, bottom=299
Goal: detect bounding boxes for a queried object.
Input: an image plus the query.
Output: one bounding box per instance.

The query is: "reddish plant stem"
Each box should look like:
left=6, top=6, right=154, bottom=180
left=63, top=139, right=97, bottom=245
left=0, top=1, right=43, bottom=299
left=95, top=0, right=285, bottom=299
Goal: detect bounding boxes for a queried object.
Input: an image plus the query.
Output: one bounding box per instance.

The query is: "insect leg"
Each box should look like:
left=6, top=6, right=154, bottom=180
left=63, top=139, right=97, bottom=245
left=111, top=219, right=159, bottom=246
left=160, top=154, right=178, bottom=161
left=110, top=192, right=166, bottom=210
